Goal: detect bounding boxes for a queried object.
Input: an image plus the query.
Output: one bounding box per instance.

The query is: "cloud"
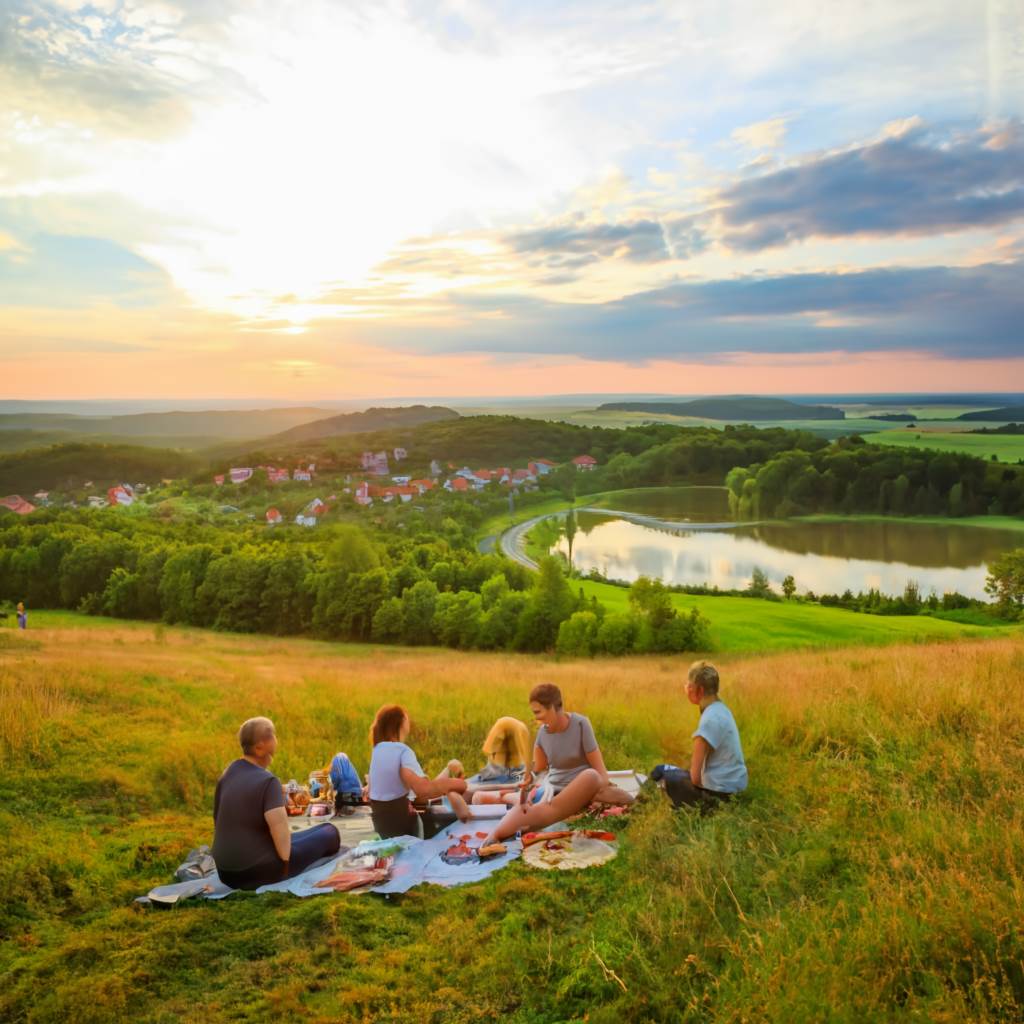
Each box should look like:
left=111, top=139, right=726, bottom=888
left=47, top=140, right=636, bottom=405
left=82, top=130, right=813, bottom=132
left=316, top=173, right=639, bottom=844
left=731, top=116, right=789, bottom=150
left=505, top=219, right=670, bottom=265
left=357, top=259, right=1023, bottom=363
left=717, top=121, right=1024, bottom=251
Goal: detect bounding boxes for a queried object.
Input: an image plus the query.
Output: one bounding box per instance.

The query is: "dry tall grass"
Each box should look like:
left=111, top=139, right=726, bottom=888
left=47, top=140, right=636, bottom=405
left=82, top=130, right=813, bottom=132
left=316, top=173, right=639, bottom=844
left=1, top=620, right=1023, bottom=1022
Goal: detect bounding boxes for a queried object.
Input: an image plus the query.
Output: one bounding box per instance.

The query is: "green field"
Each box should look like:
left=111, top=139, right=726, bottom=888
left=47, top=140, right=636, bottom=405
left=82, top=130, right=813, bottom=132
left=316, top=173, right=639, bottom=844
left=795, top=513, right=1024, bottom=534
left=2, top=616, right=1023, bottom=1022
left=865, top=429, right=1024, bottom=463
left=576, top=580, right=1018, bottom=652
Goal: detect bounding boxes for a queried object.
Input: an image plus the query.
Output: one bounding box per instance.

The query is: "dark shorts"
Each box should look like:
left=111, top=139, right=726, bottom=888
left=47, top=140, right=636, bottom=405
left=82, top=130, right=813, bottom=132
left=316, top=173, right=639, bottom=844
left=371, top=797, right=456, bottom=840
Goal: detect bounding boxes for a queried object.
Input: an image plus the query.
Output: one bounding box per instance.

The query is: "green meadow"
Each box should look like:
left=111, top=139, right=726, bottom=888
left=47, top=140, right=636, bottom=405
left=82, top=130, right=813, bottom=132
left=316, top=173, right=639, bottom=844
left=865, top=429, right=1024, bottom=463
left=576, top=579, right=1018, bottom=652
left=2, top=616, right=1023, bottom=1022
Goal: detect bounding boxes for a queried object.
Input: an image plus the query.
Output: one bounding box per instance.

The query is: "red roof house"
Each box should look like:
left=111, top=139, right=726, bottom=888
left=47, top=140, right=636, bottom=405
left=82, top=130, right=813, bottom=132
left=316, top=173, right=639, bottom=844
left=266, top=507, right=283, bottom=525
left=1, top=495, right=36, bottom=516
left=572, top=454, right=598, bottom=470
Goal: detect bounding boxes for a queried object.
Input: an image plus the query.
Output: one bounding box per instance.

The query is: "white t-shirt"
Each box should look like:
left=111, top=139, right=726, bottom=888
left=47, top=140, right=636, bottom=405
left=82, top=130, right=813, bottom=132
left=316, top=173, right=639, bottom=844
left=693, top=701, right=748, bottom=794
left=368, top=741, right=424, bottom=801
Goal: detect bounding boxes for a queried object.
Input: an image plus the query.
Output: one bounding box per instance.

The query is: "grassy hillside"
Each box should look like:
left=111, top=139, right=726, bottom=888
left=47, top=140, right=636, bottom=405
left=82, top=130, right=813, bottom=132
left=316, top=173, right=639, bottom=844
left=257, top=405, right=460, bottom=446
left=598, top=397, right=845, bottom=420
left=864, top=429, right=1024, bottom=464
left=957, top=405, right=1024, bottom=421
left=576, top=580, right=1017, bottom=651
left=1, top=616, right=1022, bottom=1022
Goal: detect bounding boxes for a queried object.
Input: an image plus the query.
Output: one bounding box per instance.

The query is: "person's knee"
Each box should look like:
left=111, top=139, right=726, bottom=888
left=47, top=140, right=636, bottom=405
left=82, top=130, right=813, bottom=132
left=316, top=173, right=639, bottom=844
left=318, top=824, right=341, bottom=853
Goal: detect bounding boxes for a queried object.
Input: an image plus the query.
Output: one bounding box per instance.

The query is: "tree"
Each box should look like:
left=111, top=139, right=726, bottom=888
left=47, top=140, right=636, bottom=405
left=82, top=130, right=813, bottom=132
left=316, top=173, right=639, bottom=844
left=325, top=525, right=380, bottom=576
left=596, top=612, right=637, bottom=655
left=564, top=509, right=577, bottom=570
left=628, top=577, right=674, bottom=628
left=400, top=579, right=440, bottom=645
left=985, top=548, right=1024, bottom=615
left=515, top=556, right=576, bottom=651
left=556, top=610, right=600, bottom=656
left=371, top=597, right=404, bottom=642
left=747, top=567, right=773, bottom=598
left=782, top=575, right=796, bottom=599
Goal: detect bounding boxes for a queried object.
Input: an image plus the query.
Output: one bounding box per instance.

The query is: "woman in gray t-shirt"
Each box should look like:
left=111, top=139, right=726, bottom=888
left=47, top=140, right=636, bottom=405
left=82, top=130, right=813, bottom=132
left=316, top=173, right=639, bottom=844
left=530, top=683, right=635, bottom=805
left=481, top=682, right=634, bottom=846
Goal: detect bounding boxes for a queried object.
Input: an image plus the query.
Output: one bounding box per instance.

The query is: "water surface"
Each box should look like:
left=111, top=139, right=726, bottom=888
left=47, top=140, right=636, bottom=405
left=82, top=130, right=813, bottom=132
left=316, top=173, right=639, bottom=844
left=557, top=489, right=1019, bottom=599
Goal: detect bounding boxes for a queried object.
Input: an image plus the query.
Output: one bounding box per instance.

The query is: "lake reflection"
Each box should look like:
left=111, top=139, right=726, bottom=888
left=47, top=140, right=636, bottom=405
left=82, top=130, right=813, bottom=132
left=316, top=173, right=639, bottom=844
left=554, top=512, right=1021, bottom=599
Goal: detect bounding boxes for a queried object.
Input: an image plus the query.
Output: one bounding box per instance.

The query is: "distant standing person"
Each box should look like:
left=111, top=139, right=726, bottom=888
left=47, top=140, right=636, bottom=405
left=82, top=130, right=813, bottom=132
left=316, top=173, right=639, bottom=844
left=212, top=717, right=340, bottom=890
left=16, top=601, right=26, bottom=630
left=652, top=661, right=747, bottom=812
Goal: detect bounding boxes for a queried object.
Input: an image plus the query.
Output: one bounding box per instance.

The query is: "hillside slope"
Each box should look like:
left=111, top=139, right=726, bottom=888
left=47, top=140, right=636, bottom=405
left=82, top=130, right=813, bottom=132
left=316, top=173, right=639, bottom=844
left=0, top=442, right=202, bottom=493
left=261, top=404, right=460, bottom=445
left=0, top=617, right=1021, bottom=1022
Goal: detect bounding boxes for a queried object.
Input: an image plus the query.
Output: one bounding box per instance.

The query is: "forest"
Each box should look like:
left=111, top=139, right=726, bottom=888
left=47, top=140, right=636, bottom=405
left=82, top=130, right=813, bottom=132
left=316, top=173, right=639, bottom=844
left=0, top=505, right=709, bottom=657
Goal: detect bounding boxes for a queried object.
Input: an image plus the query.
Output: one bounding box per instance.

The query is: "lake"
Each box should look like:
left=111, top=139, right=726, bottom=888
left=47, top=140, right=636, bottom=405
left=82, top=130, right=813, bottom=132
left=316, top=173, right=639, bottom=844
left=551, top=488, right=1021, bottom=599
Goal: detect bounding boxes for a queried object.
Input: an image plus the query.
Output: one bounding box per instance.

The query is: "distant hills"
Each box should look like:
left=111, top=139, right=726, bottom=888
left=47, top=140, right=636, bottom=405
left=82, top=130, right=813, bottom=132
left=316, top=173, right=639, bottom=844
left=957, top=406, right=1024, bottom=422
left=261, top=405, right=460, bottom=445
left=0, top=443, right=202, bottom=495
left=0, top=407, right=333, bottom=441
left=597, top=396, right=845, bottom=421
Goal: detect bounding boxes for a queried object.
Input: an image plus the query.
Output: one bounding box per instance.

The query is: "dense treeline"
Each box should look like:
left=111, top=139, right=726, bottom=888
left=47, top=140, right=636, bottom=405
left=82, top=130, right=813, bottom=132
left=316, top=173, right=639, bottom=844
left=577, top=425, right=830, bottom=493
left=724, top=436, right=1024, bottom=518
left=0, top=509, right=709, bottom=656
left=228, top=415, right=687, bottom=476
left=597, top=397, right=845, bottom=420
left=0, top=443, right=202, bottom=495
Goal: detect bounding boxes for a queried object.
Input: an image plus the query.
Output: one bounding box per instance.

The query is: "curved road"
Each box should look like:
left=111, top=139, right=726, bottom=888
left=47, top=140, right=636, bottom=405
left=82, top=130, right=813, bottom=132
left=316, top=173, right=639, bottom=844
left=498, top=513, right=552, bottom=570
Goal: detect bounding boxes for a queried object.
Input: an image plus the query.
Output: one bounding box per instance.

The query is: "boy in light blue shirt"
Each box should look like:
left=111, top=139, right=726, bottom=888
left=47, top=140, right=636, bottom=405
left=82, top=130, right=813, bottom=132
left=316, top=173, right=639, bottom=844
left=651, top=660, right=747, bottom=812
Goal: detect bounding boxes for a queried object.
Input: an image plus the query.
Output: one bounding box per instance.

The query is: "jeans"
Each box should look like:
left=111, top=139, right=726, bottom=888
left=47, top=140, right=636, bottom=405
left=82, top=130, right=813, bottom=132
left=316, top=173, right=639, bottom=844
left=217, top=823, right=341, bottom=890
left=651, top=764, right=731, bottom=813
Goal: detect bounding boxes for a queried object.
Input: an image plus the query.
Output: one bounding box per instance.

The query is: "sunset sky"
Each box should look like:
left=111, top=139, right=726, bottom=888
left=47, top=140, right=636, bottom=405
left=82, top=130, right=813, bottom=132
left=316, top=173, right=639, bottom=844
left=2, top=0, right=1023, bottom=401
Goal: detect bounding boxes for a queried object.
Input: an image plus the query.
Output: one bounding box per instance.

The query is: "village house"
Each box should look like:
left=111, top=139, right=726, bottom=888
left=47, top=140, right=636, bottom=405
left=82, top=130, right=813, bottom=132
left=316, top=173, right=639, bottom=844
left=33, top=490, right=50, bottom=505
left=266, top=507, right=283, bottom=525
left=354, top=481, right=373, bottom=506
left=229, top=467, right=253, bottom=484
left=361, top=451, right=389, bottom=475
left=214, top=474, right=225, bottom=486
left=430, top=459, right=442, bottom=476
left=444, top=477, right=470, bottom=493
left=295, top=514, right=317, bottom=527
left=292, top=469, right=312, bottom=482
left=392, top=475, right=411, bottom=485
left=87, top=496, right=107, bottom=509
left=108, top=485, right=135, bottom=507
left=409, top=478, right=435, bottom=494
left=572, top=454, right=598, bottom=471
left=1, top=494, right=36, bottom=516
left=393, top=447, right=407, bottom=461
left=529, top=459, right=557, bottom=476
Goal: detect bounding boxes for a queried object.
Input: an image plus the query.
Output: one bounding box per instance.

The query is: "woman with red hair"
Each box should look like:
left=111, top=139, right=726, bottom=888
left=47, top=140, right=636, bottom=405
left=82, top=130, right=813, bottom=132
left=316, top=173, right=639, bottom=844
left=367, top=704, right=469, bottom=839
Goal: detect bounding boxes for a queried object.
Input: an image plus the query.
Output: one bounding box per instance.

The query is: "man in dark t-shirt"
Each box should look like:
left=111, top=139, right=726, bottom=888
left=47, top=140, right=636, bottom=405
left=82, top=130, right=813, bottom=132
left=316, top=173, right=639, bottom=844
left=212, top=717, right=340, bottom=890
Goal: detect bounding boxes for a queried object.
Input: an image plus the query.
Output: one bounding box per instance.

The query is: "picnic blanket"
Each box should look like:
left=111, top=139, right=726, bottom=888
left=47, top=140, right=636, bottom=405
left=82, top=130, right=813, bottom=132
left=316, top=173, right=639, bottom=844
left=140, top=825, right=522, bottom=905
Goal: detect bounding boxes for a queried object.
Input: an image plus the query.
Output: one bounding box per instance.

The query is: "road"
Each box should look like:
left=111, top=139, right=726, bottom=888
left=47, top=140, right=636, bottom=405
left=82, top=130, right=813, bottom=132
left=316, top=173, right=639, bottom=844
left=497, top=513, right=554, bottom=570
